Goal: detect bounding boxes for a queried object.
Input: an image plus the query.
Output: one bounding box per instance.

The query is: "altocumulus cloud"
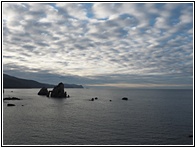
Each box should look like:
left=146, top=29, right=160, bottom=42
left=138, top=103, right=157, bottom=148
left=3, top=2, right=193, bottom=88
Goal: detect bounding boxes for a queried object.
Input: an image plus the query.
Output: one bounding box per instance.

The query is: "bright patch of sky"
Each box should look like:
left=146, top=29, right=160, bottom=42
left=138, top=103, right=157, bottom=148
left=3, top=2, right=193, bottom=88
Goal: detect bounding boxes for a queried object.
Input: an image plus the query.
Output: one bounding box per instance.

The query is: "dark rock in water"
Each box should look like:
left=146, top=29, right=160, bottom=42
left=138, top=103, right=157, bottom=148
left=64, top=91, right=67, bottom=98
left=110, top=100, right=112, bottom=102
left=51, top=82, right=65, bottom=98
left=122, top=97, right=128, bottom=100
left=7, top=103, right=15, bottom=106
left=189, top=135, right=193, bottom=138
left=38, top=87, right=49, bottom=96
left=95, top=97, right=98, bottom=100
left=90, top=98, right=94, bottom=101
left=38, top=83, right=70, bottom=98
left=3, top=97, right=21, bottom=100
left=64, top=92, right=70, bottom=98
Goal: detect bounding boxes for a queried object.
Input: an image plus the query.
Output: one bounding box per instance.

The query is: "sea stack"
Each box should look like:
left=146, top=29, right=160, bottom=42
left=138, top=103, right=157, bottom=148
left=38, top=87, right=49, bottom=96
left=51, top=82, right=65, bottom=98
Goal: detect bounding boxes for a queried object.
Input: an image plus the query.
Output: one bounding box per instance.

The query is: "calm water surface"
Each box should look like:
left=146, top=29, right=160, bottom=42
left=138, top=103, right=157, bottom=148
left=3, top=88, right=193, bottom=145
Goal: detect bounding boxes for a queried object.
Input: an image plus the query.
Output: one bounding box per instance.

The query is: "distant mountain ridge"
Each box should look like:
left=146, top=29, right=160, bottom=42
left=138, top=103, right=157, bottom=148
left=3, top=74, right=83, bottom=88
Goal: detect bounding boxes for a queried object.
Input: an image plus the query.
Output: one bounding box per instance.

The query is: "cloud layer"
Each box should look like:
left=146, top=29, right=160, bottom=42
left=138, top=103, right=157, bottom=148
left=3, top=2, right=193, bottom=88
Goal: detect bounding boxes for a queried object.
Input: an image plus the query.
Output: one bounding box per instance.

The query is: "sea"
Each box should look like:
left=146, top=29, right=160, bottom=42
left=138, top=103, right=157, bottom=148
left=2, top=88, right=193, bottom=146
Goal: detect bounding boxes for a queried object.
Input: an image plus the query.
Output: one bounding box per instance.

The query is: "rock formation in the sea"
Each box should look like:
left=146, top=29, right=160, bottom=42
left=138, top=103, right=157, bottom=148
left=89, top=98, right=94, bottom=101
left=122, top=97, right=128, bottom=100
left=38, top=87, right=49, bottom=96
left=7, top=103, right=15, bottom=106
left=51, top=82, right=66, bottom=98
left=3, top=97, right=21, bottom=100
left=89, top=97, right=98, bottom=101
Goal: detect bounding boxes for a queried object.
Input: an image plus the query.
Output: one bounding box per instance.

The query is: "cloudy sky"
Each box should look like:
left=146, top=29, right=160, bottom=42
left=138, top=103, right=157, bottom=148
left=3, top=2, right=193, bottom=89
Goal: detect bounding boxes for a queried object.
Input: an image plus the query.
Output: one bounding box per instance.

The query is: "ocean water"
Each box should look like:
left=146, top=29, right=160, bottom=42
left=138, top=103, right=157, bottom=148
left=3, top=88, right=193, bottom=145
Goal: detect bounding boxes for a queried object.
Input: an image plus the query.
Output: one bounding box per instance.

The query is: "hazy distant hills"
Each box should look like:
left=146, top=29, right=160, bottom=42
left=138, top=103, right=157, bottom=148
left=3, top=74, right=83, bottom=88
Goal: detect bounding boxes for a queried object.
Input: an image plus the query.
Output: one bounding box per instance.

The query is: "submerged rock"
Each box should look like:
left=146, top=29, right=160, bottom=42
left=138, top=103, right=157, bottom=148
left=122, top=97, right=128, bottom=101
left=38, top=87, right=49, bottom=96
left=51, top=82, right=65, bottom=98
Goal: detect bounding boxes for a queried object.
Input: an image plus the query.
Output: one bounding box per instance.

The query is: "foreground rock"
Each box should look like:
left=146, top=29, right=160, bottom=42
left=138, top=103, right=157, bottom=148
left=122, top=97, right=128, bottom=101
left=38, top=87, right=49, bottom=96
left=3, top=97, right=21, bottom=100
left=51, top=82, right=66, bottom=98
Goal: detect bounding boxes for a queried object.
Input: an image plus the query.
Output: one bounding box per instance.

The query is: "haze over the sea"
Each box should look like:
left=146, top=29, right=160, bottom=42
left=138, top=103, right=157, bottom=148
left=3, top=2, right=193, bottom=89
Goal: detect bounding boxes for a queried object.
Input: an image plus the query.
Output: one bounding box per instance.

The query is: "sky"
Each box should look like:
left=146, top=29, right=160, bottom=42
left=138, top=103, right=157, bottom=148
left=2, top=2, right=193, bottom=89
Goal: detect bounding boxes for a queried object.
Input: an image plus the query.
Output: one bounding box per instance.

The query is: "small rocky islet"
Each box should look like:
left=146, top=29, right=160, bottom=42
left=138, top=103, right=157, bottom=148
left=38, top=82, right=70, bottom=98
left=7, top=103, right=16, bottom=107
left=122, top=97, right=128, bottom=101
left=3, top=97, right=22, bottom=107
left=3, top=97, right=21, bottom=100
left=89, top=97, right=98, bottom=101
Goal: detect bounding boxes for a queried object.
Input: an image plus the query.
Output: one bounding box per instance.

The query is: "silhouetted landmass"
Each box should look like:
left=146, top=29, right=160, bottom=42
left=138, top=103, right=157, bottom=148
left=3, top=74, right=54, bottom=88
left=64, top=84, right=83, bottom=88
left=3, top=74, right=83, bottom=88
